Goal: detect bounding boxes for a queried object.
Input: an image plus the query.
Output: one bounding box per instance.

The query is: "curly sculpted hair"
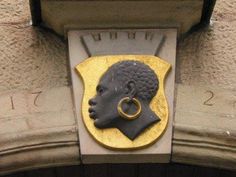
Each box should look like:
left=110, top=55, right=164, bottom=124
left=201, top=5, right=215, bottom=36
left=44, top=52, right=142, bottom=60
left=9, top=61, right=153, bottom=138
left=107, top=60, right=159, bottom=102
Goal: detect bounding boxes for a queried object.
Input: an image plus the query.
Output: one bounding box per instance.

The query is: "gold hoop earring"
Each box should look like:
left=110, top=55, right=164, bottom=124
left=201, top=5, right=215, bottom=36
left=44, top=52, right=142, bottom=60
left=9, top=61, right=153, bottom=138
left=117, top=97, right=142, bottom=120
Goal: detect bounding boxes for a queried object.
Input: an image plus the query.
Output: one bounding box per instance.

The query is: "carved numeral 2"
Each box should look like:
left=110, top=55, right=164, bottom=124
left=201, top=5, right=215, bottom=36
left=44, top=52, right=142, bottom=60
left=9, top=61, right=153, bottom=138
left=204, top=90, right=214, bottom=106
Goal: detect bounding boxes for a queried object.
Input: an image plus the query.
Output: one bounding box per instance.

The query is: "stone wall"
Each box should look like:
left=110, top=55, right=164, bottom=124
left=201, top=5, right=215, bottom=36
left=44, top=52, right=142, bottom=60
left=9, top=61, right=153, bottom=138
left=177, top=0, right=236, bottom=90
left=0, top=0, right=235, bottom=174
left=0, top=0, right=235, bottom=91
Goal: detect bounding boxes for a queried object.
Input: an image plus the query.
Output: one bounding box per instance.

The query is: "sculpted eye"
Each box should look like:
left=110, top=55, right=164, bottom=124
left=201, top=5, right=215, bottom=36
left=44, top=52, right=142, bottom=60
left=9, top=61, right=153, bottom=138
left=96, top=85, right=105, bottom=95
left=98, top=88, right=104, bottom=94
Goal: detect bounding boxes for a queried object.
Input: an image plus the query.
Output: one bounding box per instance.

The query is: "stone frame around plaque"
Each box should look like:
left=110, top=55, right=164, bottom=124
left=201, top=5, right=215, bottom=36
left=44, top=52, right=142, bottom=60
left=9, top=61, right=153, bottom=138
left=68, top=29, right=177, bottom=164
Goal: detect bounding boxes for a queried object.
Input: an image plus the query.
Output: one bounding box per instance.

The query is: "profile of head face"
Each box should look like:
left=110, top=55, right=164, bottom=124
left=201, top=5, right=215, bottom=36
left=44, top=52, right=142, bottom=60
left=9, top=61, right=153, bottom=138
left=88, top=60, right=160, bottom=140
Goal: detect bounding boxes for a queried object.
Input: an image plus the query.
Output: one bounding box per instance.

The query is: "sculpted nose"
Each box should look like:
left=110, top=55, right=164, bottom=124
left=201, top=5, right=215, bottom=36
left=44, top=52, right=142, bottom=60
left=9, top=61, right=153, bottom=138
left=89, top=98, right=97, bottom=106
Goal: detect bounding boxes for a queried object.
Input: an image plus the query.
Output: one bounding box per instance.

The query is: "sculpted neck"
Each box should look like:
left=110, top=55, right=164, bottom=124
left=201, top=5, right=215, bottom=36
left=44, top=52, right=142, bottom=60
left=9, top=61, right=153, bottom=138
left=115, top=104, right=160, bottom=140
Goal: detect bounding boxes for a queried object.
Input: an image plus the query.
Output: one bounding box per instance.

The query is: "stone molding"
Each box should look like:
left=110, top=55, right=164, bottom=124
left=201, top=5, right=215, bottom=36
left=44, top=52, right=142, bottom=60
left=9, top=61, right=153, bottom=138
left=0, top=84, right=235, bottom=175
left=173, top=84, right=236, bottom=170
left=0, top=87, right=80, bottom=175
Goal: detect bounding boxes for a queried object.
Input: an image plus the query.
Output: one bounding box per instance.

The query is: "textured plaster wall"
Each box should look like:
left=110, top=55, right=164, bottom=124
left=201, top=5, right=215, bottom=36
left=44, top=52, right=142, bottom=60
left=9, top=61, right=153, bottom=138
left=177, top=0, right=236, bottom=90
left=0, top=0, right=235, bottom=91
left=0, top=0, right=68, bottom=91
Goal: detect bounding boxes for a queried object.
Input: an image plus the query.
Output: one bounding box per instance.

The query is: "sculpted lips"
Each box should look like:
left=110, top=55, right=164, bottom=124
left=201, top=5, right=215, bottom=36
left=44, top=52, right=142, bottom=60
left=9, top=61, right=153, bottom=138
left=88, top=107, right=97, bottom=119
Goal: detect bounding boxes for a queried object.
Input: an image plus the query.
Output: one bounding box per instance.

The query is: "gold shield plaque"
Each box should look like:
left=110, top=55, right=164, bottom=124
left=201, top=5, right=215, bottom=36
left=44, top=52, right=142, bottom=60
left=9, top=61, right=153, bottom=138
left=76, top=55, right=171, bottom=150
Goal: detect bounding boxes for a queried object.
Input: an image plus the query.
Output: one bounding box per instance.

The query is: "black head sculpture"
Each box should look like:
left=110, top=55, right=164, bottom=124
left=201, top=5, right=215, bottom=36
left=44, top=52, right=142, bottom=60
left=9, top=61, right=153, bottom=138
left=88, top=60, right=160, bottom=140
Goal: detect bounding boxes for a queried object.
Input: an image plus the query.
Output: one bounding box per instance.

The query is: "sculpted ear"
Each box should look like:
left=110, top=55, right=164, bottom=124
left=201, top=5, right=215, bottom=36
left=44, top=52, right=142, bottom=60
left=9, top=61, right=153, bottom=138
left=125, top=81, right=136, bottom=98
